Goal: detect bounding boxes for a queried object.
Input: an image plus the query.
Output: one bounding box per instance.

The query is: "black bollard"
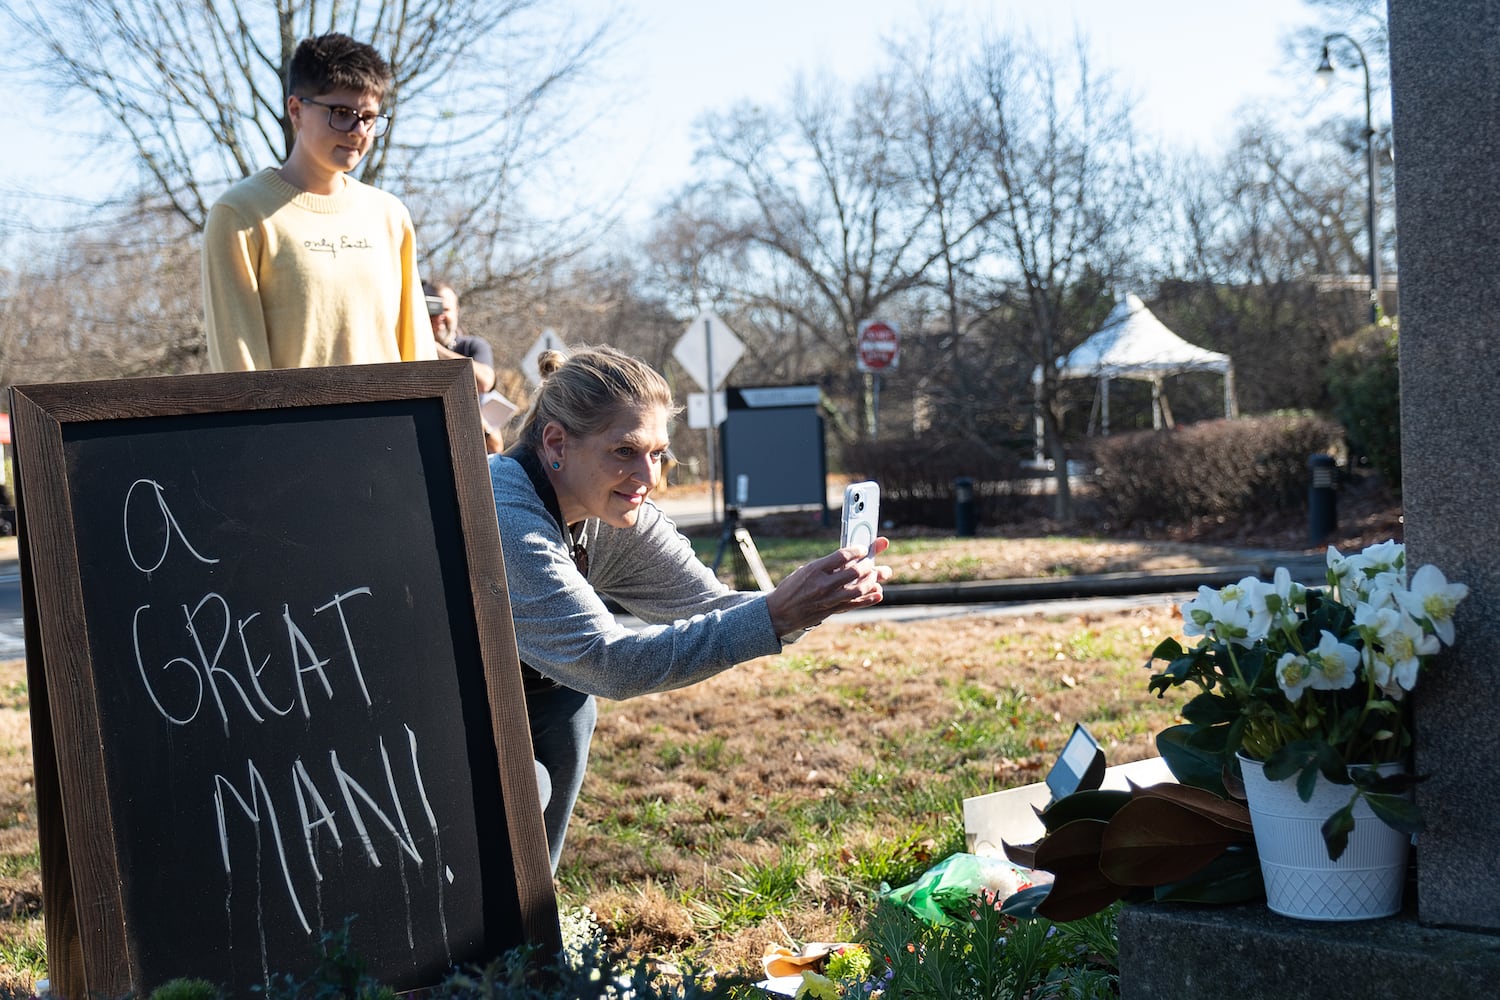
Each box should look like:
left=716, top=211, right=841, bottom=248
left=954, top=476, right=977, bottom=537
left=1308, top=453, right=1339, bottom=545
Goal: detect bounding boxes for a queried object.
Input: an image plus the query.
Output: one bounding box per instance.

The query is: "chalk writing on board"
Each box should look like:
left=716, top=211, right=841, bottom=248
left=122, top=479, right=456, bottom=947
left=124, top=478, right=221, bottom=573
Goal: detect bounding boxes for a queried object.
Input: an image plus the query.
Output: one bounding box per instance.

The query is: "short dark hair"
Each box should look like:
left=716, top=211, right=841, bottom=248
left=287, top=32, right=391, bottom=101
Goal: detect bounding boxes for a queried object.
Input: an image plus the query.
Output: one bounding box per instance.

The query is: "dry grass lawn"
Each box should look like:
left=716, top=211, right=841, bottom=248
left=561, top=600, right=1187, bottom=977
left=0, top=505, right=1410, bottom=986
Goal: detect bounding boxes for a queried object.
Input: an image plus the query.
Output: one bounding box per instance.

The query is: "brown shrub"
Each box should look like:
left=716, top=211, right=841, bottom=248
left=840, top=437, right=1045, bottom=529
left=1091, top=413, right=1342, bottom=526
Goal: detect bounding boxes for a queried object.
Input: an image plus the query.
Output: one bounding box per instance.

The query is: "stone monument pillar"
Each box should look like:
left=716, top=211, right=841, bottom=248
left=1117, top=7, right=1500, bottom=996
left=1391, top=0, right=1500, bottom=933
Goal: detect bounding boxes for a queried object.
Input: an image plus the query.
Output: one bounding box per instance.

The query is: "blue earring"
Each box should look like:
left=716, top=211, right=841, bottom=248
left=552, top=461, right=561, bottom=470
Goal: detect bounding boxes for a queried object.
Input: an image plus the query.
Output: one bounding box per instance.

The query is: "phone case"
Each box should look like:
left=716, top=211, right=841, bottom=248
left=841, top=481, right=880, bottom=558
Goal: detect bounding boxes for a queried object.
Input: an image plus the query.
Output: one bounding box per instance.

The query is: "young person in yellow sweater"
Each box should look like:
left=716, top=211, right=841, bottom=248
left=202, top=33, right=436, bottom=371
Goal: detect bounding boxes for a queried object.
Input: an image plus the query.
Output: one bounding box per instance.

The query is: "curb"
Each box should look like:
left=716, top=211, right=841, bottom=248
left=0, top=555, right=1329, bottom=608
left=875, top=555, right=1327, bottom=607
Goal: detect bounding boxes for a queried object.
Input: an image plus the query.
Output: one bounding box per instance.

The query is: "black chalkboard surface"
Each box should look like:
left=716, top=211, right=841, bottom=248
left=9, top=361, right=557, bottom=998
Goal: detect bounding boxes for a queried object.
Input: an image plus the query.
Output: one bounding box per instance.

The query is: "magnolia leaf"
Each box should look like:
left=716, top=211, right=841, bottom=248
left=1033, top=817, right=1108, bottom=874
left=1132, top=782, right=1254, bottom=833
left=1031, top=819, right=1128, bottom=922
left=1156, top=725, right=1230, bottom=795
left=1036, top=789, right=1131, bottom=832
left=1153, top=847, right=1264, bottom=905
left=1034, top=878, right=1132, bottom=924
left=1365, top=793, right=1425, bottom=835
left=1097, top=797, right=1252, bottom=886
left=1002, top=840, right=1039, bottom=869
left=1221, top=758, right=1246, bottom=801
left=1321, top=802, right=1357, bottom=861
left=998, top=883, right=1051, bottom=919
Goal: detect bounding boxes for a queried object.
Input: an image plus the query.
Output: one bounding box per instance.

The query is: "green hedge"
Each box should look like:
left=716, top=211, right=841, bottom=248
left=1327, top=323, right=1401, bottom=488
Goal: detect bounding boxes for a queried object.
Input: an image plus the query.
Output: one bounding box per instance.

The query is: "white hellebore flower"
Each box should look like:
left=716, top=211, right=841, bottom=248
left=1396, top=563, right=1470, bottom=646
left=1357, top=605, right=1440, bottom=696
left=1181, top=583, right=1255, bottom=646
left=1252, top=566, right=1305, bottom=635
left=1277, top=630, right=1360, bottom=702
left=1276, top=651, right=1316, bottom=703
left=1308, top=630, right=1362, bottom=692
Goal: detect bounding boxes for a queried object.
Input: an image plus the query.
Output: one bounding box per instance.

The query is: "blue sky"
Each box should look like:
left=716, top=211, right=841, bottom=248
left=1, top=0, right=1343, bottom=236
left=566, top=0, right=1332, bottom=225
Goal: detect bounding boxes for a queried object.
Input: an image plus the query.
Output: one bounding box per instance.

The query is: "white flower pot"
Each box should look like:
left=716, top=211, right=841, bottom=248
left=1238, top=754, right=1410, bottom=921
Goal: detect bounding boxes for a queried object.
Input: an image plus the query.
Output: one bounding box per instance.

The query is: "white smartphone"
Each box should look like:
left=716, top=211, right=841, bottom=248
left=840, top=481, right=880, bottom=560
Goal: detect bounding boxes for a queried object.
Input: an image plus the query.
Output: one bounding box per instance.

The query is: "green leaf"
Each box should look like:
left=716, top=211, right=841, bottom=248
left=1315, top=742, right=1349, bottom=785
left=1156, top=725, right=1229, bottom=795
left=1297, top=762, right=1320, bottom=803
left=1265, top=740, right=1349, bottom=792
left=1321, top=802, right=1357, bottom=861
left=1150, top=637, right=1186, bottom=661
left=1364, top=793, right=1425, bottom=835
left=1183, top=692, right=1238, bottom=726
left=1261, top=744, right=1304, bottom=783
left=1153, top=847, right=1264, bottom=905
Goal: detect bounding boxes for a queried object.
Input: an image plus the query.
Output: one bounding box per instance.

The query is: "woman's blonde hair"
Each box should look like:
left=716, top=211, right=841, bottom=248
left=516, top=345, right=679, bottom=450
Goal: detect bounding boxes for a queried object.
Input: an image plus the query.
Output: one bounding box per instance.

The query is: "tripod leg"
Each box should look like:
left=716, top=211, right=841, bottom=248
left=711, top=509, right=739, bottom=574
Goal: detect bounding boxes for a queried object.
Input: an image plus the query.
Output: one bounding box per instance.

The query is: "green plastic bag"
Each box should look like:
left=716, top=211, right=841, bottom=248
left=881, top=853, right=1033, bottom=926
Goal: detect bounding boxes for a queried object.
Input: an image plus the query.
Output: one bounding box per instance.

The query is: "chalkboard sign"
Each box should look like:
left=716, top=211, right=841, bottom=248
left=9, top=361, right=558, bottom=998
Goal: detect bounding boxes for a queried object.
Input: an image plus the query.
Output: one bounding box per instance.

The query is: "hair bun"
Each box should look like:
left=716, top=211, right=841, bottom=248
left=536, top=349, right=567, bottom=379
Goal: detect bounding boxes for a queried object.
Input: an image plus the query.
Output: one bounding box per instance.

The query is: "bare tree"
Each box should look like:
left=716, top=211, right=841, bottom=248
left=0, top=0, right=618, bottom=264
left=1152, top=122, right=1375, bottom=416
left=661, top=71, right=961, bottom=440
left=0, top=200, right=203, bottom=386
left=0, top=0, right=622, bottom=376
left=967, top=33, right=1148, bottom=521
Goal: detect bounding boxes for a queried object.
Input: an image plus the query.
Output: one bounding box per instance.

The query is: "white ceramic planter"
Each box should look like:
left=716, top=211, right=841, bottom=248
left=1238, top=754, right=1410, bottom=921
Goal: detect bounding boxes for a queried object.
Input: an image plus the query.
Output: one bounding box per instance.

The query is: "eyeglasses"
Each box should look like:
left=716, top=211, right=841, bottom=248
left=297, top=96, right=391, bottom=137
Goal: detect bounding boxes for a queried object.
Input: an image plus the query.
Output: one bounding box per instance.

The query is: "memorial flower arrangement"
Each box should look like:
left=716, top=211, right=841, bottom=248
left=1147, top=539, right=1468, bottom=858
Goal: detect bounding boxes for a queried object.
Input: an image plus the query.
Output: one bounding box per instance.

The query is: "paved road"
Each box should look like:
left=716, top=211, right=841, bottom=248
left=0, top=566, right=22, bottom=659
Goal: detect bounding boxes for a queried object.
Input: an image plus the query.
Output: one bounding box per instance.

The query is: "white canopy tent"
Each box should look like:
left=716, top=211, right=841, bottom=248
left=1031, top=293, right=1238, bottom=460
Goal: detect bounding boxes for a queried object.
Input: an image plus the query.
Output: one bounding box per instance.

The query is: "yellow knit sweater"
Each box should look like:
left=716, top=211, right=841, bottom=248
left=202, top=168, right=437, bottom=371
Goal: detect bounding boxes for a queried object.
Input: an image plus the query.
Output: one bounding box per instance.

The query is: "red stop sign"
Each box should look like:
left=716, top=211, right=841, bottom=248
left=857, top=321, right=899, bottom=371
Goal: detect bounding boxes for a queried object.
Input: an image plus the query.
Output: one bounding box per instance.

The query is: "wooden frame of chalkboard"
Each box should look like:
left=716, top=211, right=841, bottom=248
left=9, top=360, right=559, bottom=998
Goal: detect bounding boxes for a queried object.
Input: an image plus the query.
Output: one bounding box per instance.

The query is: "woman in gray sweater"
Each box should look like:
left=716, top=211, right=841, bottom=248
left=490, top=345, right=890, bottom=871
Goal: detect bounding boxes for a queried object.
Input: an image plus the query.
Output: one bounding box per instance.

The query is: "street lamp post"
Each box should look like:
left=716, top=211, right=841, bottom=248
left=1317, top=32, right=1380, bottom=325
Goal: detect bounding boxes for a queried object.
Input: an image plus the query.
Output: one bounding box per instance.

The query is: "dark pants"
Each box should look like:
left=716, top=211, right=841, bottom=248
left=527, top=683, right=597, bottom=874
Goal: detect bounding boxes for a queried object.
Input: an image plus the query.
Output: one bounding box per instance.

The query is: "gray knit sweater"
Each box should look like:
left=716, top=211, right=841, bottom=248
left=488, top=454, right=783, bottom=700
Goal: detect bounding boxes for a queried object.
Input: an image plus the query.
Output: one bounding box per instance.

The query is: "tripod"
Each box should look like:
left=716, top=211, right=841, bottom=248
left=710, top=506, right=773, bottom=591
